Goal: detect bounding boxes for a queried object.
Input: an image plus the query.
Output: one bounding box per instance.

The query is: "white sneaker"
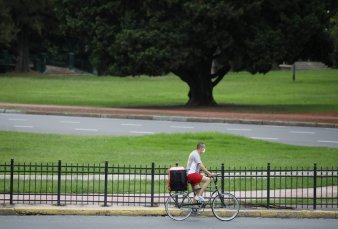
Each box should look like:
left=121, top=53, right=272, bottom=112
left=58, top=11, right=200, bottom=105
left=194, top=195, right=205, bottom=202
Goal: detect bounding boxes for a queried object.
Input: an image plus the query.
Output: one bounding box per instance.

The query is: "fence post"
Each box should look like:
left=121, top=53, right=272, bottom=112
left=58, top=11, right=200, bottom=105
left=104, top=161, right=108, bottom=207
left=221, top=163, right=225, bottom=194
left=267, top=163, right=271, bottom=208
left=57, top=160, right=61, bottom=206
left=313, top=163, right=317, bottom=210
left=292, top=63, right=296, bottom=81
left=10, top=159, right=14, bottom=205
left=150, top=162, right=155, bottom=207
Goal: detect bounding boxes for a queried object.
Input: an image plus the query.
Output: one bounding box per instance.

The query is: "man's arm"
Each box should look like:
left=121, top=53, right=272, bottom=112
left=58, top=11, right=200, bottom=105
left=199, top=163, right=214, bottom=177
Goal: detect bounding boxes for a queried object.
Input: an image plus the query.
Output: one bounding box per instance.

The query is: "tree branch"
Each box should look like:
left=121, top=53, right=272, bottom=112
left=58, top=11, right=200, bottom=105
left=211, top=64, right=230, bottom=87
left=172, top=68, right=193, bottom=85
left=212, top=74, right=225, bottom=87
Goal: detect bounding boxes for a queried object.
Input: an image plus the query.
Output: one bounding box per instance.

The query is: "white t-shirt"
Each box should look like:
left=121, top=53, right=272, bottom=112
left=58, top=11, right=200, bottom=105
left=187, top=150, right=202, bottom=175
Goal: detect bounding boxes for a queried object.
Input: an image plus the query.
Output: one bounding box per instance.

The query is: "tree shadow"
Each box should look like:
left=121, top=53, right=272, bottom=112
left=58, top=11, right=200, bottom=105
left=127, top=103, right=337, bottom=114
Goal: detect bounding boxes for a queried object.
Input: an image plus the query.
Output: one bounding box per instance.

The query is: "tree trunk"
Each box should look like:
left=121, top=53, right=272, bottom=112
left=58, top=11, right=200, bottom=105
left=186, top=75, right=217, bottom=106
left=15, top=32, right=30, bottom=72
left=173, top=60, right=230, bottom=106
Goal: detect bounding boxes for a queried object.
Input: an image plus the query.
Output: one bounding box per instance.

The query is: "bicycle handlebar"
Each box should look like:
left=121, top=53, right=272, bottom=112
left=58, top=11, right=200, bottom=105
left=206, top=173, right=222, bottom=183
left=206, top=173, right=222, bottom=177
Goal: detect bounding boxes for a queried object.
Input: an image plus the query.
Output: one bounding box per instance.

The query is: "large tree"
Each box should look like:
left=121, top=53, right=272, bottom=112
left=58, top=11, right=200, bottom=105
left=329, top=12, right=338, bottom=67
left=3, top=0, right=57, bottom=72
left=61, top=0, right=337, bottom=106
left=0, top=0, right=17, bottom=47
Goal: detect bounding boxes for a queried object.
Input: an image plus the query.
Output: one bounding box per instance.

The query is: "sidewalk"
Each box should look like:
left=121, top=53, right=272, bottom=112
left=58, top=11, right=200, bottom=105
left=0, top=102, right=337, bottom=128
left=0, top=204, right=337, bottom=218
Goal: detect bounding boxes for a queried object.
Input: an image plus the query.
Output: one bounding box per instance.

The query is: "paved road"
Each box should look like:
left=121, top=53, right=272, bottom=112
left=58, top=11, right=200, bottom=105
left=0, top=113, right=338, bottom=147
left=0, top=216, right=337, bottom=229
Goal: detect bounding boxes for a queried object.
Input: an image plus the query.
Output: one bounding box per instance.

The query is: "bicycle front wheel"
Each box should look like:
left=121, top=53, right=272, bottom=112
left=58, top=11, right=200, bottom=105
left=165, top=193, right=192, bottom=221
left=212, top=193, right=239, bottom=221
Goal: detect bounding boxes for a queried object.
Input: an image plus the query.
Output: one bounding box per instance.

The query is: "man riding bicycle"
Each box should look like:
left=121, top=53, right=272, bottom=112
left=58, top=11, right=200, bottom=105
left=166, top=142, right=239, bottom=221
left=187, top=143, right=216, bottom=202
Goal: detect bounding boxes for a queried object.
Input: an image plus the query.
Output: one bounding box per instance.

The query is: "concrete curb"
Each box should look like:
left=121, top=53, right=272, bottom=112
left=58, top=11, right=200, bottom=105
left=0, top=206, right=337, bottom=218
left=14, top=207, right=166, bottom=217
left=0, top=208, right=17, bottom=215
left=1, top=108, right=337, bottom=129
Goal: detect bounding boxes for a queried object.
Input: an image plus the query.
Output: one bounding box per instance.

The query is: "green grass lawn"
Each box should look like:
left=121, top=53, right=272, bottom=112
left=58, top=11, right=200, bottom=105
left=0, top=69, right=338, bottom=113
left=1, top=131, right=337, bottom=168
left=2, top=177, right=336, bottom=194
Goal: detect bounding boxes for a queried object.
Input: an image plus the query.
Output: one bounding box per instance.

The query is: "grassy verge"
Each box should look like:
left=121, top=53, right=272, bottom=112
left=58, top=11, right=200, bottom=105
left=1, top=131, right=338, bottom=167
left=1, top=177, right=336, bottom=194
left=1, top=69, right=338, bottom=113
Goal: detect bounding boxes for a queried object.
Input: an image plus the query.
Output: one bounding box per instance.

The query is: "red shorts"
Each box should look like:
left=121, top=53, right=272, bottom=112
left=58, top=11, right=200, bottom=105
left=187, top=173, right=203, bottom=186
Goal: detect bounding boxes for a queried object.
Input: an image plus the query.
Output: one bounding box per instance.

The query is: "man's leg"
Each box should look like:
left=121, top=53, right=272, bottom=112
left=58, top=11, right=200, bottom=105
left=191, top=184, right=200, bottom=203
left=193, top=184, right=200, bottom=192
left=196, top=176, right=210, bottom=196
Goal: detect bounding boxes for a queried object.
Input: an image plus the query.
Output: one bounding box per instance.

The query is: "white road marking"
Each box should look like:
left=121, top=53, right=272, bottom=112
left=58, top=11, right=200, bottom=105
left=289, top=131, right=315, bottom=134
left=14, top=125, right=33, bottom=128
left=210, top=122, right=229, bottom=125
left=170, top=126, right=195, bottom=129
left=8, top=118, right=27, bottom=121
left=227, top=128, right=252, bottom=131
left=317, top=140, right=338, bottom=144
left=251, top=137, right=278, bottom=140
left=75, top=128, right=98, bottom=132
left=121, top=123, right=143, bottom=127
left=60, top=121, right=80, bottom=124
left=129, top=131, right=155, bottom=134
left=0, top=114, right=22, bottom=116
left=264, top=125, right=286, bottom=128
left=153, top=120, right=172, bottom=124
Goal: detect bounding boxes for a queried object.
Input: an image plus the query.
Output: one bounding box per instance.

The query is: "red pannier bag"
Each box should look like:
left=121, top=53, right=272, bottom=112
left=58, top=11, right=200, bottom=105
left=168, top=167, right=187, bottom=192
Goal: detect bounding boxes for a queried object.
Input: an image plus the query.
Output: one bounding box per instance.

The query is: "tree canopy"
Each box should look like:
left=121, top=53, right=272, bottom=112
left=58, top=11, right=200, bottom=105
left=329, top=13, right=338, bottom=67
left=0, top=0, right=17, bottom=46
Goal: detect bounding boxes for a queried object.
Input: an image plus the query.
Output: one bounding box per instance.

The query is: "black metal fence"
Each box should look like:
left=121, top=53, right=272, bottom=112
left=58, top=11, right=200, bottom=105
left=0, top=159, right=337, bottom=209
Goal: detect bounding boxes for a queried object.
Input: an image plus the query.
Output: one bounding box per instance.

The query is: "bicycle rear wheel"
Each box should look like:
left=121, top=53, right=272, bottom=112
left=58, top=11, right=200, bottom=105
left=212, top=193, right=239, bottom=221
left=165, top=193, right=192, bottom=221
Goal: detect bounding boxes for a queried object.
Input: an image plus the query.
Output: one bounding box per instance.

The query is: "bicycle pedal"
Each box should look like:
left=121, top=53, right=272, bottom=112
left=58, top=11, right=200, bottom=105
left=191, top=209, right=200, bottom=216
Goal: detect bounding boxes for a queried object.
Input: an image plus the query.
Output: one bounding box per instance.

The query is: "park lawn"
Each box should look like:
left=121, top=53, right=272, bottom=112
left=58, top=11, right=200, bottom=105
left=2, top=177, right=336, bottom=194
left=0, top=131, right=337, bottom=168
left=0, top=69, right=338, bottom=113
left=0, top=73, right=188, bottom=108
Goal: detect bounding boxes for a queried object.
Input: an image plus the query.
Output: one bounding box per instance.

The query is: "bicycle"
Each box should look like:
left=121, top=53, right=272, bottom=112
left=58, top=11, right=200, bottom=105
left=165, top=175, right=239, bottom=221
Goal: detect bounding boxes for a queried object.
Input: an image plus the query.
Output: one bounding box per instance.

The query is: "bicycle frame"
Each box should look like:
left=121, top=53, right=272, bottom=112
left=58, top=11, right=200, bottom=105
left=169, top=176, right=223, bottom=209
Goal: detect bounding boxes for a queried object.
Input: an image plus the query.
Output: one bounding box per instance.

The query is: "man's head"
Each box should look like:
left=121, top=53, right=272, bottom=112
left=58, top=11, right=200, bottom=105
left=196, top=142, right=206, bottom=154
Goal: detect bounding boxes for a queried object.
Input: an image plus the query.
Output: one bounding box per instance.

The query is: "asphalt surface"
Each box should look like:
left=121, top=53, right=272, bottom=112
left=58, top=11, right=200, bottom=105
left=1, top=113, right=338, bottom=147
left=0, top=216, right=337, bottom=229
